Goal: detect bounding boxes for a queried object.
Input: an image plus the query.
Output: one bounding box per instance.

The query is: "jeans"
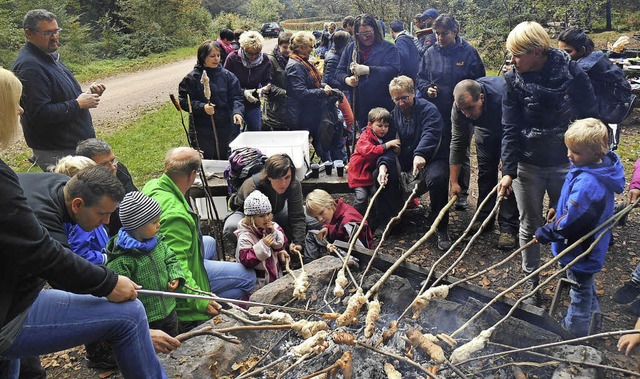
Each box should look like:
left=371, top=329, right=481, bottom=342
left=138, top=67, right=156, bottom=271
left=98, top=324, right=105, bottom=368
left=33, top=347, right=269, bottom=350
left=353, top=186, right=374, bottom=216
left=244, top=107, right=262, bottom=132
left=475, top=127, right=519, bottom=233
left=563, top=269, right=600, bottom=337
left=512, top=162, right=568, bottom=275
left=0, top=290, right=167, bottom=379
left=202, top=236, right=256, bottom=299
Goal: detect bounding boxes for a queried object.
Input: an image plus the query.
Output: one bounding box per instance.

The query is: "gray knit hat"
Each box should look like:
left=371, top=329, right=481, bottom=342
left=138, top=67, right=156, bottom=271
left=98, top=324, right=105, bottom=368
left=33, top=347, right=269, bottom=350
left=119, top=191, right=162, bottom=231
left=244, top=190, right=272, bottom=216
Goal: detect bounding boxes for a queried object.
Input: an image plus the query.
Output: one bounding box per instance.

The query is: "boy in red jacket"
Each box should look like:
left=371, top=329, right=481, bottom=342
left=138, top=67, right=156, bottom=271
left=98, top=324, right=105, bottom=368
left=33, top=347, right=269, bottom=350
left=348, top=107, right=400, bottom=215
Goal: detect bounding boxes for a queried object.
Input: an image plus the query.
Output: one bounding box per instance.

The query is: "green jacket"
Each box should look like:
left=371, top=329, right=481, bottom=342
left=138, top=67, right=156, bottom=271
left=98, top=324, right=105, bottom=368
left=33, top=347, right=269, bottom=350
left=143, top=174, right=211, bottom=322
left=106, top=233, right=184, bottom=323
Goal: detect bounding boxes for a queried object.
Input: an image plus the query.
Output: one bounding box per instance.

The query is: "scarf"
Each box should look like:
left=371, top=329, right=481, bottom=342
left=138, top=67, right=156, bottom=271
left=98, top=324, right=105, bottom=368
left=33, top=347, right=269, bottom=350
left=272, top=45, right=289, bottom=70
left=290, top=53, right=322, bottom=88
left=360, top=43, right=374, bottom=63
left=217, top=38, right=235, bottom=55
left=240, top=48, right=264, bottom=69
left=116, top=228, right=158, bottom=253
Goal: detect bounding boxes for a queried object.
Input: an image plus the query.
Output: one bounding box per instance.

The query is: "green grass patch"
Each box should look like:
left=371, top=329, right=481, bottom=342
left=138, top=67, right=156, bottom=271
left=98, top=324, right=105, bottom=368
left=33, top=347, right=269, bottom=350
left=68, top=45, right=199, bottom=83
left=105, top=104, right=188, bottom=187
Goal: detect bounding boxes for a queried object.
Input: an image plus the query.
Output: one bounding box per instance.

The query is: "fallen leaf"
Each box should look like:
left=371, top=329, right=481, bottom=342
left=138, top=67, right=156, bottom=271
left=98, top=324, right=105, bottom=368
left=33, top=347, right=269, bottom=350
left=99, top=371, right=115, bottom=378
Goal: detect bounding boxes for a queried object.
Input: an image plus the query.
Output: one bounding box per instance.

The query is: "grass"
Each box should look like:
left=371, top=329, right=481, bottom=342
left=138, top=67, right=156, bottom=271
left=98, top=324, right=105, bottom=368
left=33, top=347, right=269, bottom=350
left=67, top=45, right=199, bottom=83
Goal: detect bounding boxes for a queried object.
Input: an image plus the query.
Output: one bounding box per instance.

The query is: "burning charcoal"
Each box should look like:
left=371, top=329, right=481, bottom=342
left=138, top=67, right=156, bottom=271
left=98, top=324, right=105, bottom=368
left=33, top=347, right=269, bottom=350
left=383, top=362, right=402, bottom=378
left=332, top=332, right=356, bottom=345
left=406, top=327, right=445, bottom=364
left=411, top=285, right=449, bottom=319
left=291, top=320, right=329, bottom=338
left=336, top=289, right=366, bottom=326
left=364, top=299, right=381, bottom=338
left=449, top=327, right=494, bottom=364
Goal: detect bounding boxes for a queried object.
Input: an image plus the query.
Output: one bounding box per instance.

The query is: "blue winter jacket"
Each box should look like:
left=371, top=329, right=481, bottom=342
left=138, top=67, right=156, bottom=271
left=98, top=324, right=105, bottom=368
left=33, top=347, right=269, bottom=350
left=12, top=43, right=95, bottom=150
left=322, top=47, right=346, bottom=90
left=64, top=223, right=109, bottom=265
left=336, top=39, right=401, bottom=127
left=501, top=48, right=598, bottom=178
left=379, top=97, right=446, bottom=172
left=394, top=32, right=420, bottom=82
left=535, top=151, right=625, bottom=274
left=285, top=58, right=329, bottom=133
left=416, top=36, right=485, bottom=120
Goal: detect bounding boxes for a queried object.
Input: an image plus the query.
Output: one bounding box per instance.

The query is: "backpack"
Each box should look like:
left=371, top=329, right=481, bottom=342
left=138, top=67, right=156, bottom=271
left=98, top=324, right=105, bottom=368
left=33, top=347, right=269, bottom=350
left=224, top=147, right=267, bottom=195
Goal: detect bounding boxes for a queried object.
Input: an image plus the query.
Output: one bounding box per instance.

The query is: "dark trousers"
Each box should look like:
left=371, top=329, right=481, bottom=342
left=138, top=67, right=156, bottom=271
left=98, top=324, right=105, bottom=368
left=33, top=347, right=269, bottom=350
left=475, top=127, right=519, bottom=233
left=376, top=159, right=449, bottom=233
left=149, top=310, right=179, bottom=337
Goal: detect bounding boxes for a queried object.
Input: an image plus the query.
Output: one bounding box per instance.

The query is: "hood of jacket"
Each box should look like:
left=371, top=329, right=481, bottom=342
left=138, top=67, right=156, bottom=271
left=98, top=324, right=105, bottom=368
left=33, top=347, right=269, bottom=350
left=568, top=150, right=625, bottom=194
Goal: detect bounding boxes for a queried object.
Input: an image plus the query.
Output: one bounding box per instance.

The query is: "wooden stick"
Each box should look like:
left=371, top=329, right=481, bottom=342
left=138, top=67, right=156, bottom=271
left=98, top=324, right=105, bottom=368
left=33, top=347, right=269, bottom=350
left=365, top=196, right=457, bottom=300
left=214, top=324, right=292, bottom=334
left=299, top=364, right=336, bottom=379
left=355, top=341, right=437, bottom=378
left=359, top=182, right=420, bottom=286
left=175, top=325, right=240, bottom=344
left=276, top=353, right=312, bottom=379
left=450, top=203, right=634, bottom=338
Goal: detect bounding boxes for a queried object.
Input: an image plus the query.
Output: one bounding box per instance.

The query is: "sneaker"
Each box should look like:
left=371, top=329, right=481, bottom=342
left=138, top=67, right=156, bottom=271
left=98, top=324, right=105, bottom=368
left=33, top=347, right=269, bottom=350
left=522, top=278, right=540, bottom=306
left=497, top=232, right=517, bottom=250
left=437, top=231, right=452, bottom=251
left=455, top=197, right=469, bottom=211
left=613, top=280, right=640, bottom=304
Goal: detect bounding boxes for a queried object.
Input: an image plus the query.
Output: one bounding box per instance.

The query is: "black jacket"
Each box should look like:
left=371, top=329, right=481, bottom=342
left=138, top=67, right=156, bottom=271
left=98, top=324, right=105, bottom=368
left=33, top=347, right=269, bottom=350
left=395, top=32, right=420, bottom=82
left=0, top=162, right=117, bottom=339
left=322, top=47, right=346, bottom=90
left=12, top=42, right=95, bottom=150
left=263, top=48, right=289, bottom=130
left=285, top=58, right=329, bottom=134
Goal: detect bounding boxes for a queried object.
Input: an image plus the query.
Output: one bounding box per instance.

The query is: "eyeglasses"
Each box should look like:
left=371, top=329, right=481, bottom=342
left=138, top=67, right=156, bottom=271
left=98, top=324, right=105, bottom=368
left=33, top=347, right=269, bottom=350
left=392, top=95, right=411, bottom=103
left=99, top=157, right=118, bottom=168
left=244, top=50, right=261, bottom=57
left=434, top=30, right=453, bottom=36
left=34, top=28, right=62, bottom=38
left=356, top=30, right=374, bottom=37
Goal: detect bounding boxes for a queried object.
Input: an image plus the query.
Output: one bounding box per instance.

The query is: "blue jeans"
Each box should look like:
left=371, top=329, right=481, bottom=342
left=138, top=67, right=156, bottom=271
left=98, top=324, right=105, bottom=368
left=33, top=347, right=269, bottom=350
left=202, top=236, right=256, bottom=299
left=244, top=107, right=262, bottom=132
left=512, top=162, right=568, bottom=275
left=0, top=290, right=166, bottom=379
left=563, top=269, right=600, bottom=337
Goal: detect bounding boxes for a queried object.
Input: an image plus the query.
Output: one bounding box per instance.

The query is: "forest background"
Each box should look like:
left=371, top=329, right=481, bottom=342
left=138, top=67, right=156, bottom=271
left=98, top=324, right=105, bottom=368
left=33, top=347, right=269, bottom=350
left=1, top=0, right=639, bottom=73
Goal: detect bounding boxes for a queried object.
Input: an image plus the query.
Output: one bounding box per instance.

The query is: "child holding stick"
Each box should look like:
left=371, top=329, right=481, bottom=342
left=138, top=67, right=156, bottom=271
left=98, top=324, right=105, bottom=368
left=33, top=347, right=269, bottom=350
left=535, top=118, right=625, bottom=337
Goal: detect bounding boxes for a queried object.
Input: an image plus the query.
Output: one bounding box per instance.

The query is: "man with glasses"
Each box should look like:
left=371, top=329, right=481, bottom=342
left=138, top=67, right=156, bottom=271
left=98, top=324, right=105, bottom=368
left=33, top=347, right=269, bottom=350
left=12, top=9, right=106, bottom=171
left=77, top=138, right=138, bottom=237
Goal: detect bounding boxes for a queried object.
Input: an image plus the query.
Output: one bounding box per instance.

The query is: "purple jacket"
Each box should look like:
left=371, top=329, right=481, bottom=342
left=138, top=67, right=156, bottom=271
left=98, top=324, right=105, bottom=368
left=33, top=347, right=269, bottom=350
left=631, top=158, right=640, bottom=191
left=224, top=51, right=272, bottom=110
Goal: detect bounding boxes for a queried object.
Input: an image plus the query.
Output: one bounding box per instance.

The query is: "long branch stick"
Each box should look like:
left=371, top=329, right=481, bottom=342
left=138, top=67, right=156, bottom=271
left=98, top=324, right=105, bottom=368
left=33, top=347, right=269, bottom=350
left=365, top=196, right=457, bottom=300
left=360, top=183, right=419, bottom=286
left=450, top=202, right=635, bottom=338
left=175, top=325, right=240, bottom=344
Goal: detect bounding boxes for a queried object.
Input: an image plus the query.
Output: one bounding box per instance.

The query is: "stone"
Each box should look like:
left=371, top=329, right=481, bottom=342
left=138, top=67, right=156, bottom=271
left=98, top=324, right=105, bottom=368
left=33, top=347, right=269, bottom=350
left=551, top=345, right=604, bottom=378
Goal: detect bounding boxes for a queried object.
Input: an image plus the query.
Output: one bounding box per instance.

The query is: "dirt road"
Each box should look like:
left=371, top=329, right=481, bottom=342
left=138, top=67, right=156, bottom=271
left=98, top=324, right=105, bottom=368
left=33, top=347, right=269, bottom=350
left=88, top=38, right=277, bottom=132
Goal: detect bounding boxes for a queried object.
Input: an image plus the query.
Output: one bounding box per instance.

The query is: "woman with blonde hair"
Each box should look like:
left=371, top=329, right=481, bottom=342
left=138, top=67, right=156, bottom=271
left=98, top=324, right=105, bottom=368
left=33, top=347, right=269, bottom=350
left=498, top=21, right=598, bottom=305
left=224, top=30, right=272, bottom=132
left=0, top=67, right=170, bottom=377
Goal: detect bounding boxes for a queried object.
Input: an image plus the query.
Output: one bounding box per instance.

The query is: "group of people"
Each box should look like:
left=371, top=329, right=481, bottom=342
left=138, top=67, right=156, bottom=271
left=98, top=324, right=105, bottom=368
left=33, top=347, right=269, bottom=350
left=3, top=5, right=640, bottom=379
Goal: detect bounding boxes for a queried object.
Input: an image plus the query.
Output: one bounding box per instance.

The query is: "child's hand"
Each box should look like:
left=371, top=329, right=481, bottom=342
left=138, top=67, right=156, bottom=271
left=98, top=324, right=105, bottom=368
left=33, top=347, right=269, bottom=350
left=277, top=250, right=290, bottom=264
left=264, top=221, right=274, bottom=234
left=387, top=139, right=401, bottom=150
left=618, top=332, right=640, bottom=355
left=263, top=233, right=275, bottom=247
left=167, top=279, right=179, bottom=291
left=316, top=228, right=329, bottom=241
left=546, top=208, right=556, bottom=223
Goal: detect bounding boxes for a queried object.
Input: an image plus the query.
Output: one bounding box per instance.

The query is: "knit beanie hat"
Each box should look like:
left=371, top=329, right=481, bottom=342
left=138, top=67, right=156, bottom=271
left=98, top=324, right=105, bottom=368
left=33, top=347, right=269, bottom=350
left=119, top=191, right=162, bottom=231
left=244, top=190, right=272, bottom=216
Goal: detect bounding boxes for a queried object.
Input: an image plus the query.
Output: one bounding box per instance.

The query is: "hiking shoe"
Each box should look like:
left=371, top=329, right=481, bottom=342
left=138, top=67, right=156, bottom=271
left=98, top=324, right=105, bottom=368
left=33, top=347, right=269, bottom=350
left=522, top=279, right=541, bottom=306
left=85, top=341, right=117, bottom=370
left=437, top=231, right=452, bottom=251
left=468, top=221, right=494, bottom=235
left=455, top=197, right=469, bottom=211
left=613, top=280, right=640, bottom=304
left=497, top=232, right=517, bottom=250
left=630, top=299, right=640, bottom=316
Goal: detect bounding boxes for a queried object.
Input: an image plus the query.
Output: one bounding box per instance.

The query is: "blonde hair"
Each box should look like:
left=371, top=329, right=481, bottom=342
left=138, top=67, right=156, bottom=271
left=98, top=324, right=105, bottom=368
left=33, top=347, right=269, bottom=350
left=564, top=118, right=609, bottom=158
left=289, top=31, right=315, bottom=53
left=305, top=189, right=336, bottom=217
left=0, top=68, right=23, bottom=147
left=52, top=155, right=96, bottom=176
left=239, top=31, right=264, bottom=51
left=506, top=21, right=551, bottom=56
left=388, top=75, right=415, bottom=95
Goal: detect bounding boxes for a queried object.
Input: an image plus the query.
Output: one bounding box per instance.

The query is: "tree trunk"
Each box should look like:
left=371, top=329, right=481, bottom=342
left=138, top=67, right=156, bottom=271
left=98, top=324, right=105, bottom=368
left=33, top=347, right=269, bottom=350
left=605, top=0, right=612, bottom=31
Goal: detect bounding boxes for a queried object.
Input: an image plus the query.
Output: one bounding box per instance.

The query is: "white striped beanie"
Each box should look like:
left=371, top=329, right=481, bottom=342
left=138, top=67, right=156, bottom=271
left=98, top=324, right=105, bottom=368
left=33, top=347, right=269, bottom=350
left=119, top=191, right=162, bottom=231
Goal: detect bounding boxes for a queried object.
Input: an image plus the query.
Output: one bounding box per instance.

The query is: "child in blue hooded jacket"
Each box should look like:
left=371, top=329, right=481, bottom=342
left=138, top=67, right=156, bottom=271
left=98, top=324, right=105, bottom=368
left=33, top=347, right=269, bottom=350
left=535, top=118, right=625, bottom=337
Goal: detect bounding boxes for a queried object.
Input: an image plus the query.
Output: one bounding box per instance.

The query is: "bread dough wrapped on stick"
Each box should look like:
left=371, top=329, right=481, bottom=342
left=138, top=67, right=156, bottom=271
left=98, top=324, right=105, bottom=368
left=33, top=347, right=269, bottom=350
left=291, top=320, right=329, bottom=338
left=411, top=285, right=449, bottom=319
left=336, top=289, right=366, bottom=326
left=384, top=363, right=402, bottom=379
left=333, top=268, right=349, bottom=297
left=291, top=331, right=329, bottom=357
left=406, top=327, right=445, bottom=364
left=449, top=327, right=494, bottom=364
left=293, top=270, right=310, bottom=299
left=364, top=299, right=381, bottom=338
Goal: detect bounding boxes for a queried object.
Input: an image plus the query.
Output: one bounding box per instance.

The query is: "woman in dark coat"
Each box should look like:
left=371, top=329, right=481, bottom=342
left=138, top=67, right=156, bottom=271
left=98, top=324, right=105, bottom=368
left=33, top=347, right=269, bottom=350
left=224, top=31, right=272, bottom=133
left=336, top=14, right=401, bottom=129
left=178, top=40, right=244, bottom=159
left=286, top=31, right=345, bottom=161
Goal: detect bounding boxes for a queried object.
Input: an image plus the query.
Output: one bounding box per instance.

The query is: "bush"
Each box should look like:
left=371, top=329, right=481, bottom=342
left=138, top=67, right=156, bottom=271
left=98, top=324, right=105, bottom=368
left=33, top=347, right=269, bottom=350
left=211, top=12, right=255, bottom=36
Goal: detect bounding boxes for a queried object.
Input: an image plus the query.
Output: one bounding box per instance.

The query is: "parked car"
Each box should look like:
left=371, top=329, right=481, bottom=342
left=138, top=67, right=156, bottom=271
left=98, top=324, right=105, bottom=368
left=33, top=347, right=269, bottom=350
left=260, top=22, right=283, bottom=37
